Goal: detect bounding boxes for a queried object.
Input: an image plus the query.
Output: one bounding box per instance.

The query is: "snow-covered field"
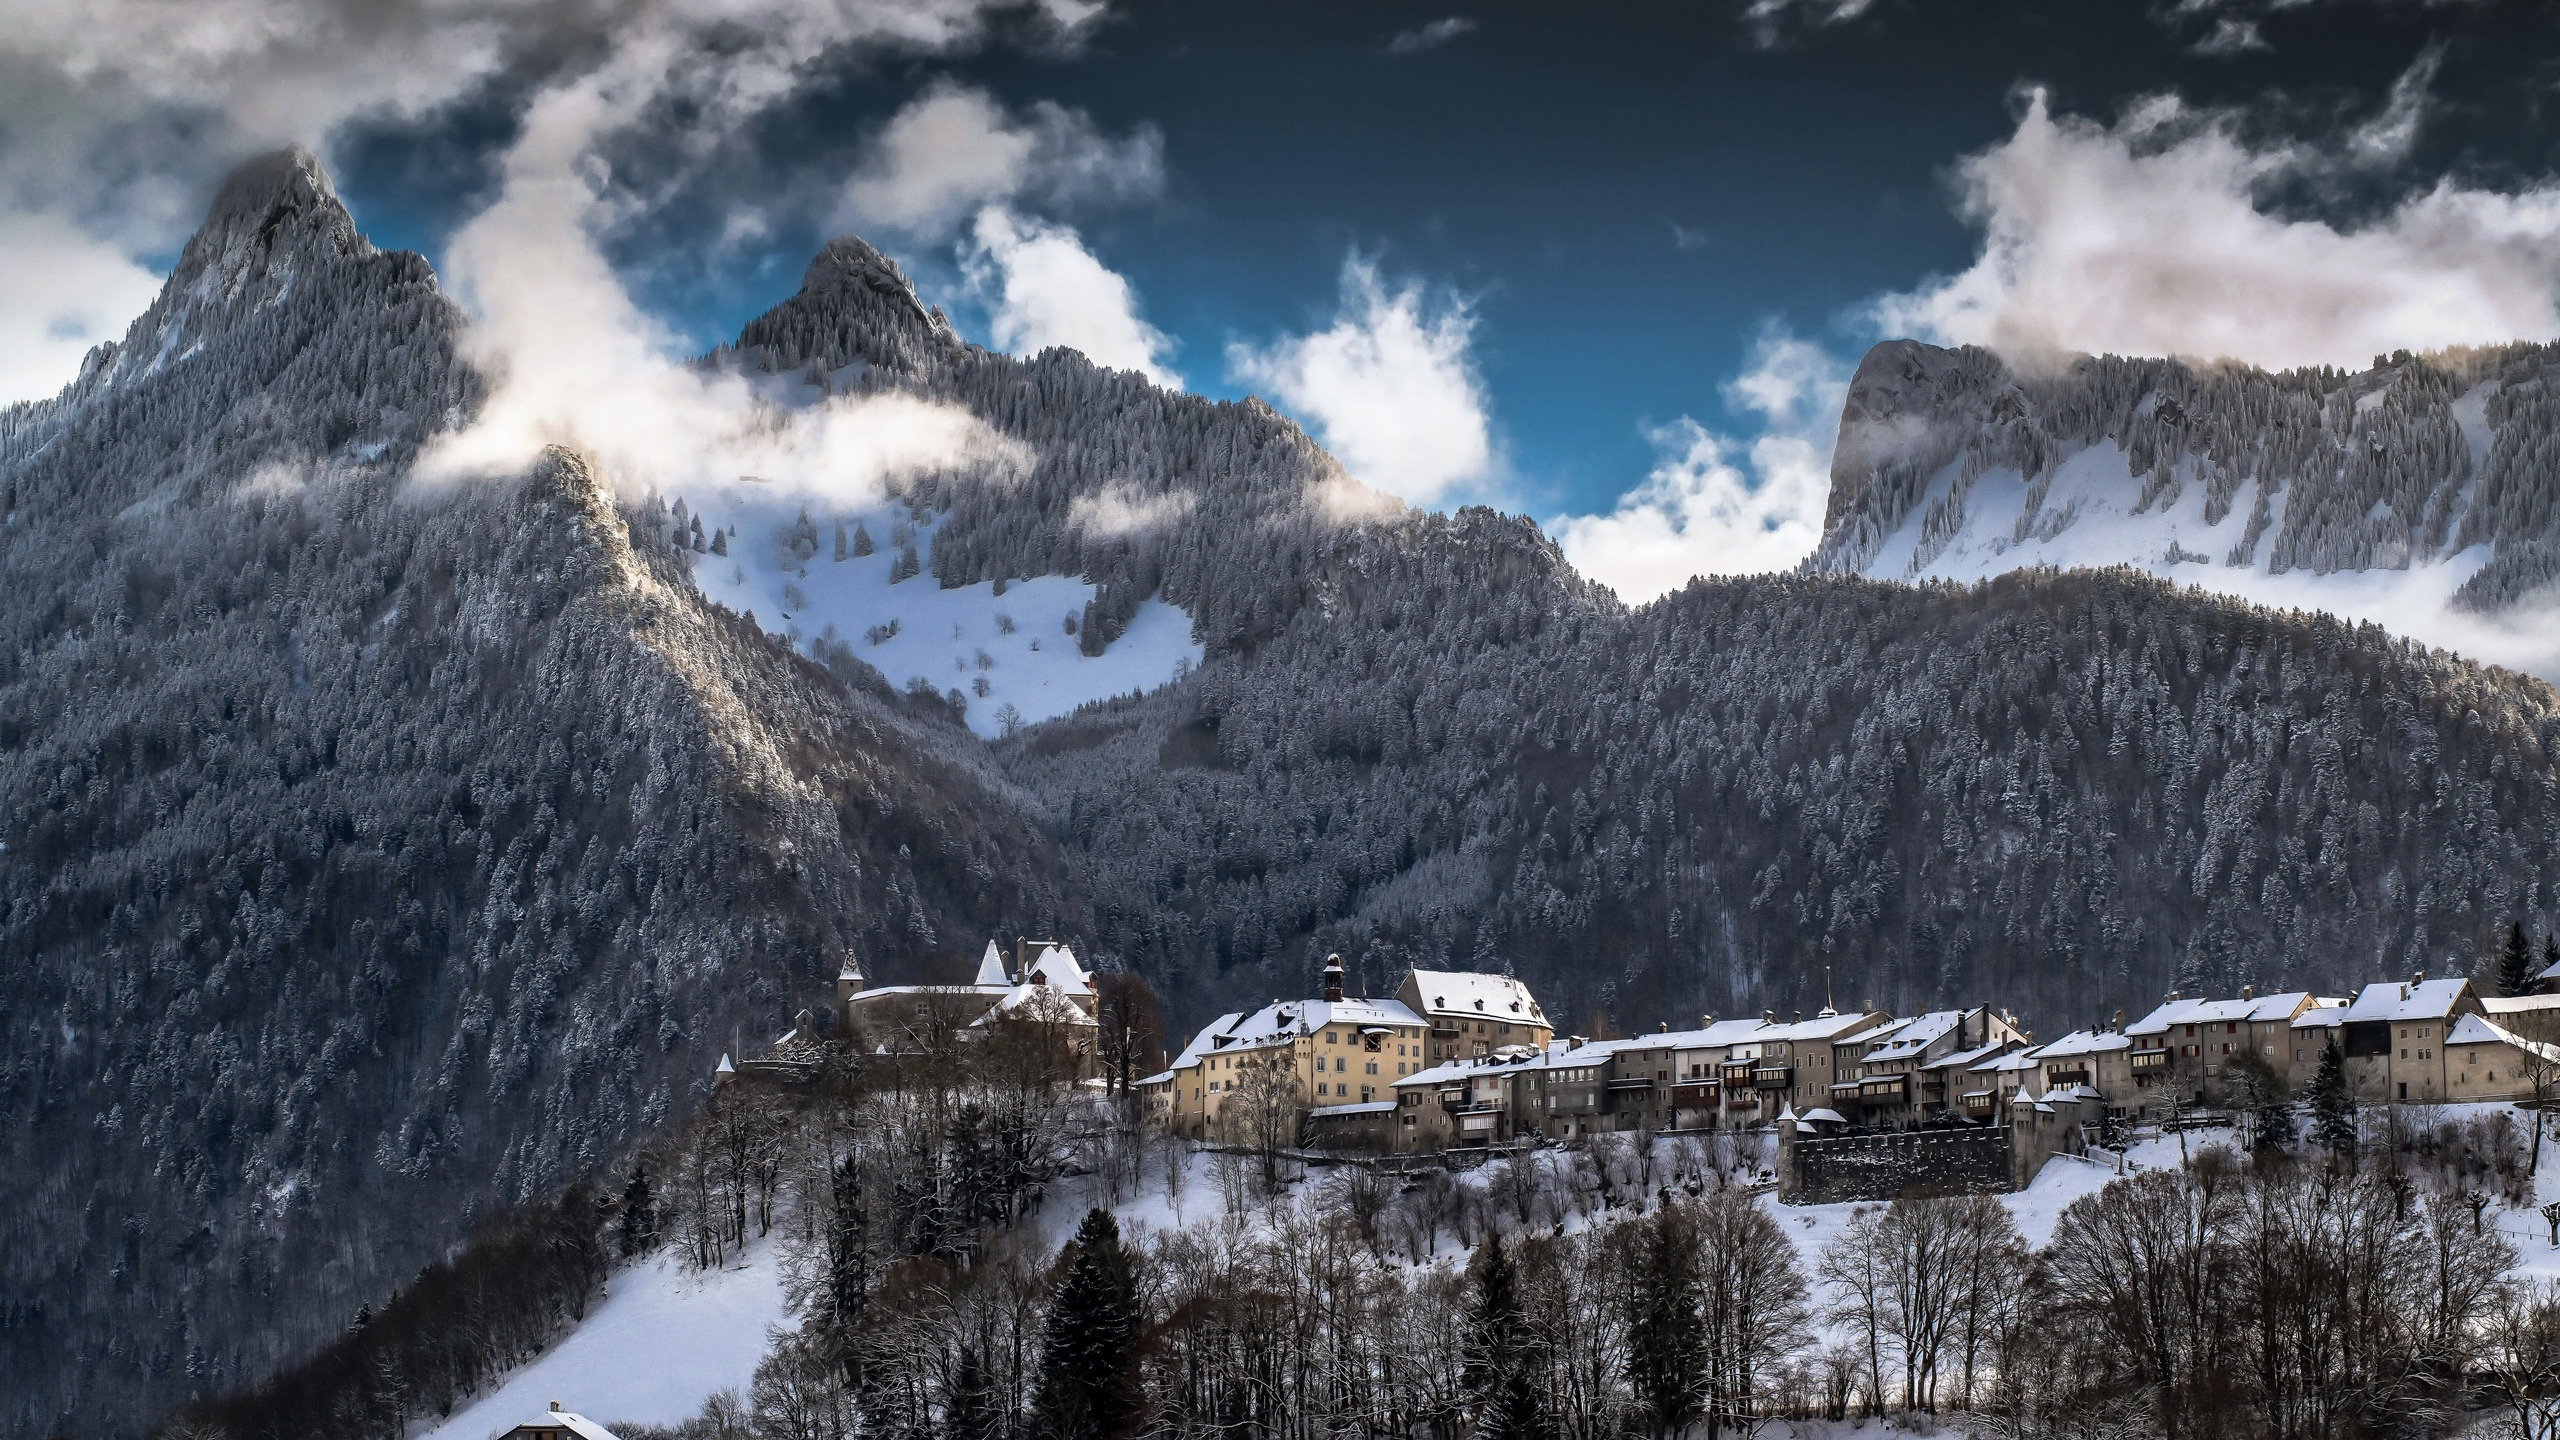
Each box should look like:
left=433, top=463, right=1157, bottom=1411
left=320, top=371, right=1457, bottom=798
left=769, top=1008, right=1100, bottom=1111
left=677, top=487, right=1200, bottom=739
left=420, top=1237, right=790, bottom=1440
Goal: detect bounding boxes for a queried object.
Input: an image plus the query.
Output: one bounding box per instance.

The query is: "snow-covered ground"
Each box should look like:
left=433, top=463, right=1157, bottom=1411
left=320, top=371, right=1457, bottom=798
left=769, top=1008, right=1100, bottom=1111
left=420, top=1237, right=791, bottom=1440
left=435, top=1107, right=2560, bottom=1437
left=1858, top=427, right=2560, bottom=679
left=677, top=487, right=1200, bottom=739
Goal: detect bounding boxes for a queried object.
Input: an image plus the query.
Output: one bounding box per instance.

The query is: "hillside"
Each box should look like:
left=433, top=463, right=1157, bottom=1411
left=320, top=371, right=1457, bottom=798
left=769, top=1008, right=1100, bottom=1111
left=704, top=251, right=2560, bottom=1038
left=0, top=154, right=1076, bottom=1439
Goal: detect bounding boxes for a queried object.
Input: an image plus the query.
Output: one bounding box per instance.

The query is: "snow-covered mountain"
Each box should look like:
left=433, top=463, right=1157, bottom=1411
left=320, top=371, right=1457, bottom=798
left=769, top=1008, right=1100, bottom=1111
left=1808, top=339, right=2560, bottom=665
left=11, top=151, right=2560, bottom=1440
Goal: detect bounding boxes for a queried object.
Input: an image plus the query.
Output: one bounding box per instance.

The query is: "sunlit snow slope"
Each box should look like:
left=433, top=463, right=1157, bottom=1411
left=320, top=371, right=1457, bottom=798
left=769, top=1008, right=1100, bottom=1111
left=421, top=1239, right=789, bottom=1440
left=678, top=487, right=1200, bottom=739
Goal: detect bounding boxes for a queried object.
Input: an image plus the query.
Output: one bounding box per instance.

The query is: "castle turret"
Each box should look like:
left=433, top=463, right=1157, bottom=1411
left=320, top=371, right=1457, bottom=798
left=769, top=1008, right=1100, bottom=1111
left=1322, top=954, right=1345, bottom=1003
left=836, top=952, right=865, bottom=1035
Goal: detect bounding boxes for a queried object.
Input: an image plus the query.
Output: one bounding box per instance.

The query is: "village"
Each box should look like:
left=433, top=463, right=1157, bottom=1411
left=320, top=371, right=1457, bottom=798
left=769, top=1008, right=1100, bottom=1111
left=305, top=936, right=2560, bottom=1440
left=806, top=936, right=2560, bottom=1204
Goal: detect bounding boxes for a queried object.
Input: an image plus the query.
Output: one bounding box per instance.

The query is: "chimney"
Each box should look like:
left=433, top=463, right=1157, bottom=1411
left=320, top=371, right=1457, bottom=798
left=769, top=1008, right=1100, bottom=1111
left=1322, top=954, right=1345, bottom=1003
left=2241, top=984, right=2254, bottom=1001
left=1658, top=1020, right=1669, bottom=1033
left=1763, top=1009, right=1777, bottom=1025
left=1792, top=1010, right=1803, bottom=1024
left=550, top=1402, right=561, bottom=1413
left=1701, top=1012, right=1716, bottom=1029
left=2112, top=1009, right=2126, bottom=1032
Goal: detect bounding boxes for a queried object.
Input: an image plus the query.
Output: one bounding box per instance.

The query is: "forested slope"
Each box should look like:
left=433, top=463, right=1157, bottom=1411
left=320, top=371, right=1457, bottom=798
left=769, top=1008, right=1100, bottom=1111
left=0, top=153, right=1074, bottom=1440
left=715, top=245, right=2560, bottom=1039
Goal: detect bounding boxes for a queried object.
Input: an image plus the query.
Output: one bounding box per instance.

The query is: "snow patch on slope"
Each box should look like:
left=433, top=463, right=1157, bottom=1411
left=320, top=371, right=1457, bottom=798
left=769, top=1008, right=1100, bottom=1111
left=1856, top=440, right=2560, bottom=673
left=679, top=486, right=1201, bottom=739
left=421, top=1238, right=789, bottom=1440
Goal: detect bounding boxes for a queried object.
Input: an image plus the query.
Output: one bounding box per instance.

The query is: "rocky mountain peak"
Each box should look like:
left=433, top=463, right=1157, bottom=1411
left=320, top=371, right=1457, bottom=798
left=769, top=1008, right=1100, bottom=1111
left=730, top=233, right=959, bottom=377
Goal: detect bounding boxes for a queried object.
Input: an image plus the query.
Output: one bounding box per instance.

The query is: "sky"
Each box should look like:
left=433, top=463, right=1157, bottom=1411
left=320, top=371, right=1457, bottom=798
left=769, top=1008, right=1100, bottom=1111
left=3, top=0, right=2558, bottom=599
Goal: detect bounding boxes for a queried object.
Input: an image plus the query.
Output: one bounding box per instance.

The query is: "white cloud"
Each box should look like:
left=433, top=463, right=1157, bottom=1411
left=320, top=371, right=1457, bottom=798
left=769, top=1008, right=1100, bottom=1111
left=417, top=2, right=1094, bottom=498
left=836, top=79, right=1162, bottom=240
left=1875, top=85, right=2560, bottom=372
left=1068, top=479, right=1194, bottom=536
left=0, top=212, right=164, bottom=403
left=1227, top=258, right=1492, bottom=507
left=1386, top=17, right=1476, bottom=54
left=1549, top=331, right=1848, bottom=603
left=1741, top=0, right=1879, bottom=47
left=961, top=206, right=1181, bottom=384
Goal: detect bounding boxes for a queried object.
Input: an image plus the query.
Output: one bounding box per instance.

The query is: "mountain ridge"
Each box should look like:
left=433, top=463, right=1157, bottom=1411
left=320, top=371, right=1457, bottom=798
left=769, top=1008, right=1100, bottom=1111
left=7, top=149, right=2560, bottom=1439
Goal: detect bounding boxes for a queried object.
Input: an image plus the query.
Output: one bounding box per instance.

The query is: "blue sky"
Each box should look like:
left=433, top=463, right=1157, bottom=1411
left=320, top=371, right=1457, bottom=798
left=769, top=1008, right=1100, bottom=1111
left=6, top=0, right=2557, bottom=593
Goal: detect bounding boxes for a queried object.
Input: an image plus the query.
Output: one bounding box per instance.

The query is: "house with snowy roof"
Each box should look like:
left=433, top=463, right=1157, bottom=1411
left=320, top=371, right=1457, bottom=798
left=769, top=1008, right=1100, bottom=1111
left=2124, top=987, right=2327, bottom=1107
left=500, top=1404, right=623, bottom=1440
left=833, top=939, right=1098, bottom=1055
left=2443, top=1013, right=2560, bottom=1102
left=1835, top=1006, right=2031, bottom=1125
left=2328, top=975, right=2485, bottom=1103
left=1140, top=955, right=1433, bottom=1143
left=1715, top=1007, right=1895, bottom=1125
left=1394, top=968, right=1553, bottom=1064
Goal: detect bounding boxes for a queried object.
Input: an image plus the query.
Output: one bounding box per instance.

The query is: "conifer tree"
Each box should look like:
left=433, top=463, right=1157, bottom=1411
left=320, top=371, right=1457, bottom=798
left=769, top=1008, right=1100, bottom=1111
left=616, top=1164, right=656, bottom=1258
left=1030, top=1208, right=1143, bottom=1440
left=851, top=520, right=874, bottom=557
left=2307, top=1039, right=2357, bottom=1162
left=1464, top=1235, right=1547, bottom=1437
left=945, top=1343, right=999, bottom=1440
left=2499, top=921, right=2539, bottom=997
left=1624, top=1208, right=1703, bottom=1437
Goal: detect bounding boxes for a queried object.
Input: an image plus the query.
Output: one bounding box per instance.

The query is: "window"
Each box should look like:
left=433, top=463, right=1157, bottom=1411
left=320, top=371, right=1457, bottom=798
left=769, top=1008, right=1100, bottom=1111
left=2400, top=1049, right=2409, bottom=1060
left=1366, top=1061, right=1378, bottom=1075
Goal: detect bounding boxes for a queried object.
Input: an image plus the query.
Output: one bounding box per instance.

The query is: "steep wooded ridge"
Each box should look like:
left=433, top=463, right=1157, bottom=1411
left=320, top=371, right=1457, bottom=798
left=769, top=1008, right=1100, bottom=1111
left=8, top=150, right=2560, bottom=1439
left=720, top=252, right=2560, bottom=1038
left=1808, top=337, right=2560, bottom=608
left=0, top=153, right=1074, bottom=1439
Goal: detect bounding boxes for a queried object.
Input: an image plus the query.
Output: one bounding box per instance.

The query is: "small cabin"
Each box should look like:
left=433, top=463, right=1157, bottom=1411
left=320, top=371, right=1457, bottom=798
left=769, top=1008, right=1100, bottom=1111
left=499, top=1404, right=625, bottom=1440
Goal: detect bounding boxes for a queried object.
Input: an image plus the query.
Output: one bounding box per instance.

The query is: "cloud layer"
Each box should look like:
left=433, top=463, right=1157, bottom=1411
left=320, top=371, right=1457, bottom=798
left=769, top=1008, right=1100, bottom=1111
left=420, top=3, right=1097, bottom=498
left=835, top=78, right=1162, bottom=239
left=1877, top=86, right=2560, bottom=371
left=963, top=206, right=1181, bottom=384
left=1228, top=258, right=1493, bottom=507
left=1550, top=332, right=1848, bottom=603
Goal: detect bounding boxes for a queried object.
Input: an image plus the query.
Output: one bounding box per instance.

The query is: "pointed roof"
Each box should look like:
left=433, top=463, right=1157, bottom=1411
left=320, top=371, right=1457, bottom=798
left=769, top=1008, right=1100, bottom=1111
left=974, top=940, right=1011, bottom=988
left=1025, top=943, right=1092, bottom=997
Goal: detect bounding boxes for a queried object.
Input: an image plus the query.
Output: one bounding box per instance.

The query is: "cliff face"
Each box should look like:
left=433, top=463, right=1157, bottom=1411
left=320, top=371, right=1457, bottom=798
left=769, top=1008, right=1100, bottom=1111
left=0, top=153, right=1073, bottom=1439
left=1806, top=337, right=2560, bottom=618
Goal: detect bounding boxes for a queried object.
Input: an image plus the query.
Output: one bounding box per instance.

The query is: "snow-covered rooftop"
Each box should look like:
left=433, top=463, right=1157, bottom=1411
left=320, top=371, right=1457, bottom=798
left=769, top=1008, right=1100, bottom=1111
left=2339, top=978, right=2472, bottom=1024
left=1862, top=1009, right=1967, bottom=1062
left=1925, top=1039, right=2013, bottom=1072
left=1308, top=1100, right=1397, bottom=1118
left=1406, top=969, right=1548, bottom=1025
left=2128, top=990, right=2317, bottom=1036
left=2031, top=1028, right=2131, bottom=1059
left=1178, top=995, right=1427, bottom=1067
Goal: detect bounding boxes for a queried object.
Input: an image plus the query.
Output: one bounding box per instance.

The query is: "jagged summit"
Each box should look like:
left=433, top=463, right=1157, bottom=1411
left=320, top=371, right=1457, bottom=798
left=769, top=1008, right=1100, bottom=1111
left=731, top=232, right=959, bottom=377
